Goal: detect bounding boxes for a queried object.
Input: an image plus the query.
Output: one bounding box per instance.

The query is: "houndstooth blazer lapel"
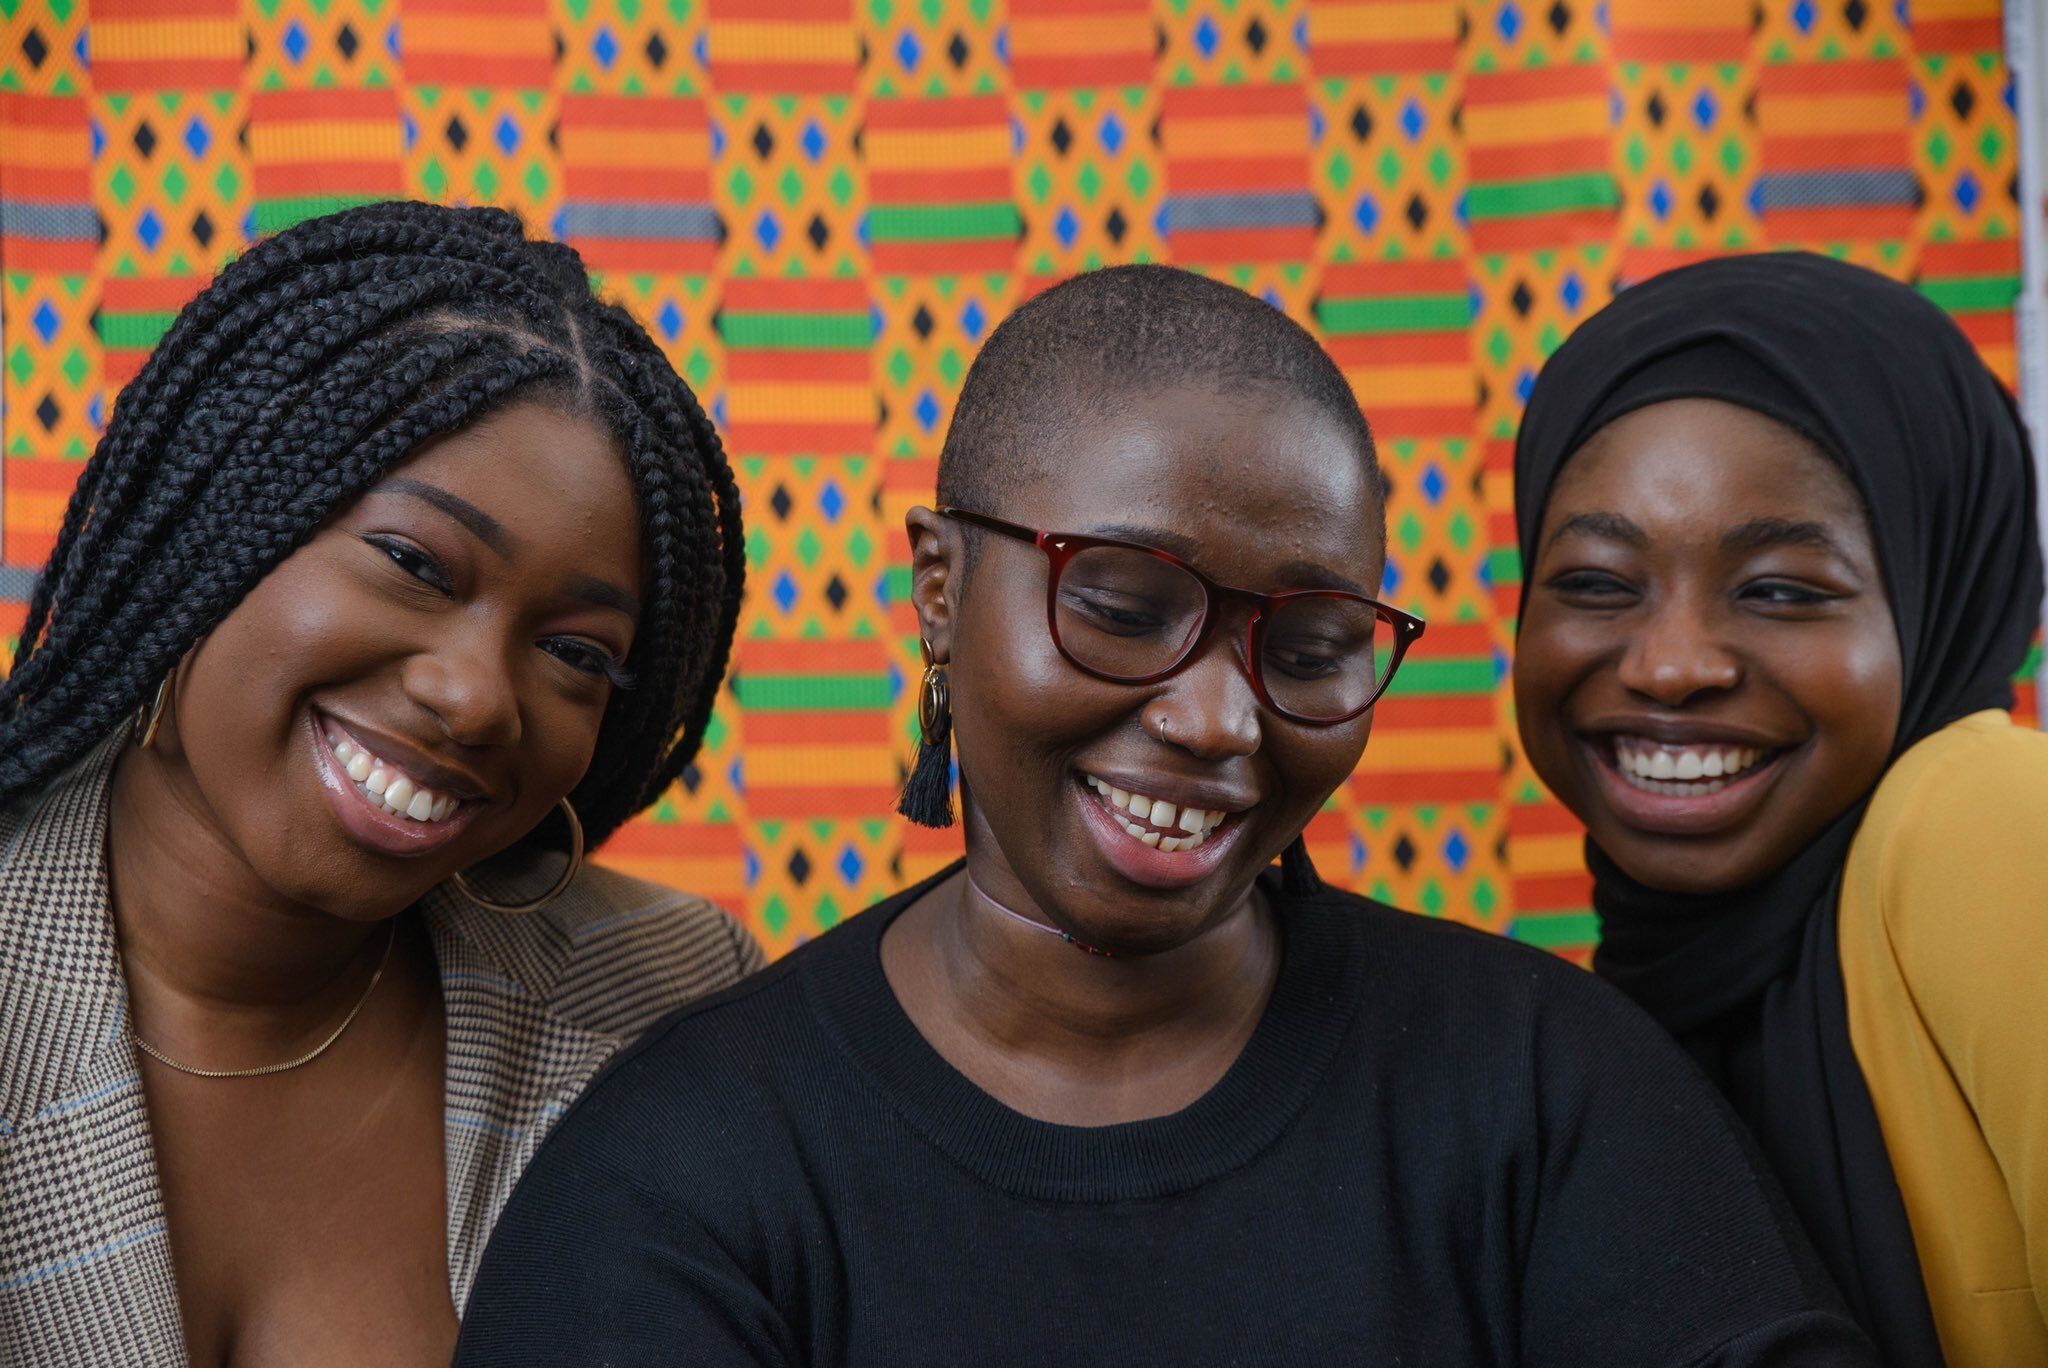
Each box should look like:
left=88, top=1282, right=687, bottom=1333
left=0, top=731, right=188, bottom=1365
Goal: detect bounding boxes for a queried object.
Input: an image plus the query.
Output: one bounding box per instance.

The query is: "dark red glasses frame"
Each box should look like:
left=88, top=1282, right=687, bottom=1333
left=941, top=507, right=1426, bottom=725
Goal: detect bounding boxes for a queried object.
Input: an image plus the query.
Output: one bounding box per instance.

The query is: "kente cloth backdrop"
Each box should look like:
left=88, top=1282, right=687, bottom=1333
left=0, top=0, right=2033, bottom=959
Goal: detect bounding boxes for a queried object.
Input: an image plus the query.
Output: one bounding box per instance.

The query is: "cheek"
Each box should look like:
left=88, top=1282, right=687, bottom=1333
left=1510, top=612, right=1595, bottom=749
left=1777, top=616, right=1903, bottom=759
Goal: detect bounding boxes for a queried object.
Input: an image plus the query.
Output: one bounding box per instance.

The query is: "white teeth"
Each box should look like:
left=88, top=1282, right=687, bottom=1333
left=329, top=730, right=459, bottom=825
left=384, top=776, right=416, bottom=812
left=1673, top=752, right=1704, bottom=781
left=1085, top=773, right=1230, bottom=852
left=1127, top=795, right=1153, bottom=822
left=1111, top=786, right=1130, bottom=810
left=1614, top=738, right=1770, bottom=789
left=364, top=766, right=391, bottom=796
left=1177, top=807, right=1204, bottom=834
left=1150, top=800, right=1178, bottom=829
left=345, top=752, right=372, bottom=783
left=406, top=790, right=436, bottom=821
left=1701, top=751, right=1725, bottom=778
left=1648, top=751, right=1676, bottom=780
left=1141, top=831, right=1161, bottom=848
left=334, top=739, right=356, bottom=764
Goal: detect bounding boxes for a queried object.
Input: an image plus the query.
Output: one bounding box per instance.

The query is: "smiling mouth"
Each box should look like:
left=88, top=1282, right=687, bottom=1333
left=1081, top=774, right=1232, bottom=853
left=1604, top=735, right=1784, bottom=798
left=321, top=722, right=470, bottom=826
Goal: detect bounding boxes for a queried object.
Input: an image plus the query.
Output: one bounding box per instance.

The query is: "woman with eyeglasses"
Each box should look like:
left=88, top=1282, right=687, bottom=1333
left=456, top=265, right=1870, bottom=1366
left=1512, top=253, right=2048, bottom=1365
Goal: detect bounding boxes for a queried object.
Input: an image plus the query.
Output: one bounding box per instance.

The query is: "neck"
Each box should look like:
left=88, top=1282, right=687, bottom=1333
left=106, top=743, right=390, bottom=1045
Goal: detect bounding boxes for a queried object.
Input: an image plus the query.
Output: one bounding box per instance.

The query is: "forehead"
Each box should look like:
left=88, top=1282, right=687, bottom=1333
left=1546, top=397, right=1868, bottom=535
left=1011, top=385, right=1384, bottom=589
left=396, top=401, right=633, bottom=524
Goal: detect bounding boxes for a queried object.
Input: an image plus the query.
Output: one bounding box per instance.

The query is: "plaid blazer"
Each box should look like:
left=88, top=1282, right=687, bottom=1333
left=0, top=729, right=765, bottom=1364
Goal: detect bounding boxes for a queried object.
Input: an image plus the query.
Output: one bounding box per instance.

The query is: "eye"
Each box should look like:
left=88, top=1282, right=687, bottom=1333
left=541, top=637, right=635, bottom=689
left=1059, top=585, right=1172, bottom=636
left=1739, top=579, right=1841, bottom=609
left=365, top=536, right=454, bottom=595
left=1545, top=569, right=1639, bottom=606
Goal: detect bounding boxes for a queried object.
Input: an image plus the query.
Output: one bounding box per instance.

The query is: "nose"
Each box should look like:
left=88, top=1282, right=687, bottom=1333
left=400, top=627, right=523, bottom=748
left=1615, top=594, right=1742, bottom=707
left=1151, top=633, right=1263, bottom=760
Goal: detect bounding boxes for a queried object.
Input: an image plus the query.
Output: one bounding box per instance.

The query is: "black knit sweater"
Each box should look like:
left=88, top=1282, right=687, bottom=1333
left=456, top=865, right=1871, bottom=1366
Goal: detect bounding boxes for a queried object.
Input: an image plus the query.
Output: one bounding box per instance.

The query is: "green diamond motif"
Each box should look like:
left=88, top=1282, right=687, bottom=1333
left=420, top=159, right=449, bottom=198
left=1396, top=511, right=1423, bottom=553
left=472, top=160, right=500, bottom=199
left=886, top=347, right=912, bottom=386
left=1326, top=152, right=1353, bottom=191
left=761, top=895, right=788, bottom=936
left=523, top=161, right=550, bottom=200
left=778, top=166, right=803, bottom=208
left=1125, top=160, right=1154, bottom=197
left=1076, top=161, right=1101, bottom=199
left=60, top=346, right=88, bottom=388
left=727, top=164, right=755, bottom=206
left=827, top=167, right=855, bottom=207
left=868, top=0, right=894, bottom=20
left=1669, top=137, right=1693, bottom=175
left=795, top=527, right=822, bottom=567
left=744, top=526, right=771, bottom=569
left=1623, top=135, right=1647, bottom=177
left=160, top=163, right=188, bottom=206
left=7, top=344, right=33, bottom=388
left=1426, top=147, right=1452, bottom=186
left=1926, top=128, right=1952, bottom=171
left=214, top=162, right=242, bottom=201
left=1978, top=126, right=2006, bottom=164
left=1485, top=326, right=1511, bottom=367
left=846, top=527, right=873, bottom=568
left=108, top=165, right=136, bottom=207
left=685, top=350, right=712, bottom=388
left=1376, top=147, right=1402, bottom=189
left=1718, top=135, right=1743, bottom=177
left=936, top=346, right=963, bottom=387
left=1025, top=163, right=1052, bottom=204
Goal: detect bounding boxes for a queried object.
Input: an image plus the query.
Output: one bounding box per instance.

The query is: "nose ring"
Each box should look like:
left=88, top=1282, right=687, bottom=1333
left=1155, top=715, right=1171, bottom=744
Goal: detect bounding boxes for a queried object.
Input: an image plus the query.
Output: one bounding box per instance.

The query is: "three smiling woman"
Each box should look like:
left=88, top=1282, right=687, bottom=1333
left=0, top=203, right=2036, bottom=1364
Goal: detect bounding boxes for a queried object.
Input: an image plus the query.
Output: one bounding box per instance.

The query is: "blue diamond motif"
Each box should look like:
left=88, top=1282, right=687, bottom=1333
left=1054, top=205, right=1079, bottom=249
left=593, top=27, right=618, bottom=68
left=656, top=300, right=682, bottom=342
left=914, top=390, right=942, bottom=433
left=1792, top=0, right=1815, bottom=32
left=801, top=120, right=826, bottom=163
left=1308, top=104, right=1325, bottom=145
left=1514, top=368, right=1536, bottom=404
left=1475, top=556, right=1494, bottom=589
left=743, top=848, right=760, bottom=886
left=1350, top=835, right=1368, bottom=873
left=1420, top=463, right=1446, bottom=505
left=386, top=22, right=402, bottom=60
left=1194, top=15, right=1219, bottom=58
left=728, top=758, right=745, bottom=795
left=819, top=479, right=845, bottom=523
left=136, top=208, right=162, bottom=251
left=994, top=24, right=1009, bottom=62
left=1099, top=110, right=1124, bottom=156
left=282, top=20, right=308, bottom=63
left=1560, top=270, right=1584, bottom=312
left=960, top=299, right=986, bottom=340
left=771, top=570, right=798, bottom=614
left=695, top=30, right=709, bottom=67
left=1400, top=99, right=1425, bottom=142
left=31, top=300, right=59, bottom=344
left=838, top=846, right=864, bottom=885
left=1955, top=171, right=1981, bottom=214
left=183, top=116, right=210, bottom=159
left=1382, top=557, right=1403, bottom=595
left=896, top=28, right=922, bottom=71
left=91, top=120, right=104, bottom=159
left=402, top=111, right=417, bottom=152
left=88, top=392, right=104, bottom=430
left=1692, top=87, right=1719, bottom=131
left=1353, top=194, right=1379, bottom=233
left=1443, top=830, right=1469, bottom=873
left=1495, top=2, right=1522, bottom=43
left=1648, top=180, right=1673, bottom=220
left=495, top=115, right=520, bottom=156
left=754, top=210, right=782, bottom=252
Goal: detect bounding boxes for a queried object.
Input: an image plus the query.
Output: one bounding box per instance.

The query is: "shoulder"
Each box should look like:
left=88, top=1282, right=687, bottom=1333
left=1866, top=709, right=2048, bottom=824
left=462, top=862, right=767, bottom=1041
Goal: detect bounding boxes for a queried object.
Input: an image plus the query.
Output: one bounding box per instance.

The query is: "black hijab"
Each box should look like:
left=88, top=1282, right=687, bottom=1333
left=1513, top=252, right=2044, bottom=1365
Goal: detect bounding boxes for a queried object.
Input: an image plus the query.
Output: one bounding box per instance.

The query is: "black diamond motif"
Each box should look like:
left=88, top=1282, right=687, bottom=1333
left=911, top=304, right=934, bottom=340
left=1844, top=0, right=1867, bottom=29
left=445, top=115, right=468, bottom=152
left=1697, top=184, right=1720, bottom=220
left=769, top=484, right=793, bottom=520
left=191, top=209, right=214, bottom=248
left=34, top=394, right=60, bottom=431
left=1104, top=206, right=1127, bottom=244
left=806, top=213, right=829, bottom=249
left=553, top=30, right=565, bottom=61
left=788, top=850, right=811, bottom=886
left=947, top=32, right=968, bottom=68
left=133, top=122, right=157, bottom=158
left=679, top=763, right=702, bottom=794
left=1392, top=835, right=1416, bottom=871
left=1645, top=91, right=1666, bottom=128
left=751, top=123, right=774, bottom=159
left=823, top=575, right=848, bottom=612
left=1426, top=558, right=1450, bottom=595
left=1245, top=16, right=1267, bottom=54
left=21, top=27, right=47, bottom=68
left=1510, top=281, right=1533, bottom=316
left=336, top=22, right=359, bottom=59
left=1049, top=118, right=1072, bottom=156
left=1950, top=79, right=1976, bottom=122
left=1404, top=193, right=1428, bottom=229
left=645, top=32, right=668, bottom=67
left=1349, top=105, right=1372, bottom=142
left=1547, top=0, right=1571, bottom=34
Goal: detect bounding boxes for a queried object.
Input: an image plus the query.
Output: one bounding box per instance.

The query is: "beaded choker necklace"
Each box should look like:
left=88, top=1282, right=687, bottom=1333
left=966, top=872, right=1115, bottom=958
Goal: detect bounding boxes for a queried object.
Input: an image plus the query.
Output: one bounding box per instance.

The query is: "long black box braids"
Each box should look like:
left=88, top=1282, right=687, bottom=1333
left=0, top=199, right=744, bottom=854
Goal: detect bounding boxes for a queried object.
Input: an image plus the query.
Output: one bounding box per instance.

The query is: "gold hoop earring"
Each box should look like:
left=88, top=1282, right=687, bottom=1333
left=136, top=674, right=174, bottom=750
left=451, top=798, right=585, bottom=914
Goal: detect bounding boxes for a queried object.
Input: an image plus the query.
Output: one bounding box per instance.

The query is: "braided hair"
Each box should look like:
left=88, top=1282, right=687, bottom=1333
left=0, top=200, right=744, bottom=852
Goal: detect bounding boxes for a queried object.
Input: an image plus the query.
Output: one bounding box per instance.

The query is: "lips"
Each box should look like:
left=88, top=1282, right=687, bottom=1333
left=1580, top=731, right=1795, bottom=837
left=310, top=711, right=483, bottom=858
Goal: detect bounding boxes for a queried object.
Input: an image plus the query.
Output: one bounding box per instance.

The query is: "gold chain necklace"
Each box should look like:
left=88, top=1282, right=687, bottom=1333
left=131, top=922, right=398, bottom=1079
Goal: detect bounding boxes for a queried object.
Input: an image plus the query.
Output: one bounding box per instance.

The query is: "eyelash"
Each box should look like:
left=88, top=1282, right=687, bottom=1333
left=364, top=535, right=634, bottom=689
left=1546, top=570, right=1843, bottom=610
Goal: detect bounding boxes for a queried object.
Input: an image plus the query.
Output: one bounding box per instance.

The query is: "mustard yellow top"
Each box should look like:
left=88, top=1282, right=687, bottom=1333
left=1839, top=709, right=2048, bottom=1365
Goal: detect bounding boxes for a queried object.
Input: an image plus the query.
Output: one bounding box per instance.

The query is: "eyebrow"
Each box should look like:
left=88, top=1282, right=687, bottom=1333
left=375, top=478, right=511, bottom=555
left=1545, top=510, right=1648, bottom=551
left=1720, top=516, right=1852, bottom=562
left=565, top=572, right=640, bottom=619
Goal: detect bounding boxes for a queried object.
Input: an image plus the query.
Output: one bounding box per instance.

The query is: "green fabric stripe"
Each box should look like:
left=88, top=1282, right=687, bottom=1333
left=868, top=203, right=1021, bottom=243
left=1316, top=294, right=1469, bottom=335
left=1385, top=657, right=1495, bottom=697
left=1510, top=912, right=1600, bottom=947
left=1917, top=275, right=2020, bottom=313
left=254, top=194, right=384, bottom=235
left=1466, top=172, right=1620, bottom=222
left=99, top=312, right=176, bottom=349
left=1484, top=547, right=1523, bottom=585
left=720, top=313, right=872, bottom=350
left=733, top=675, right=893, bottom=710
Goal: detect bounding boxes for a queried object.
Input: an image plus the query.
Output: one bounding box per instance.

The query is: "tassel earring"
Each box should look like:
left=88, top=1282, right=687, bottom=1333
left=897, top=638, right=955, bottom=829
left=1280, top=836, right=1322, bottom=896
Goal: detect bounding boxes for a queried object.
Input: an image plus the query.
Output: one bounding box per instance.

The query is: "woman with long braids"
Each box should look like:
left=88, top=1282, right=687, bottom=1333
left=0, top=200, right=759, bottom=1363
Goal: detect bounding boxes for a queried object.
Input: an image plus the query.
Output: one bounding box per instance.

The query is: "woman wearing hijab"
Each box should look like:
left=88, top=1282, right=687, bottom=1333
left=1513, top=251, right=2048, bottom=1365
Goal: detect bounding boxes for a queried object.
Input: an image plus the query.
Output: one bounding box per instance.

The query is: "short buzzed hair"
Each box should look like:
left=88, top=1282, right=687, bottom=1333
left=936, top=264, right=1381, bottom=519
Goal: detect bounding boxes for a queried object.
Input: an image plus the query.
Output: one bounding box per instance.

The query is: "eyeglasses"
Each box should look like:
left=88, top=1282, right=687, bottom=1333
left=941, top=507, right=1425, bottom=725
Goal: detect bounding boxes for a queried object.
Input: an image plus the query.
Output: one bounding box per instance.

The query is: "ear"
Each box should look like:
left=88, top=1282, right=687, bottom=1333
left=905, top=506, right=962, bottom=665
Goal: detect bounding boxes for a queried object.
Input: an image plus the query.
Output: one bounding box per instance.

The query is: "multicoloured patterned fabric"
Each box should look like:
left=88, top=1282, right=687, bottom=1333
left=0, top=0, right=2032, bottom=959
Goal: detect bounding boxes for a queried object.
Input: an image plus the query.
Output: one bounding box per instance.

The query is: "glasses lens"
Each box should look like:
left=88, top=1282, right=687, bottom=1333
left=1053, top=545, right=1208, bottom=680
left=1259, top=596, right=1391, bottom=721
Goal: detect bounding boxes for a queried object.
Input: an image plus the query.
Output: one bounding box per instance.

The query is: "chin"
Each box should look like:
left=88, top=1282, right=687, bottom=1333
left=1597, top=833, right=1770, bottom=898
